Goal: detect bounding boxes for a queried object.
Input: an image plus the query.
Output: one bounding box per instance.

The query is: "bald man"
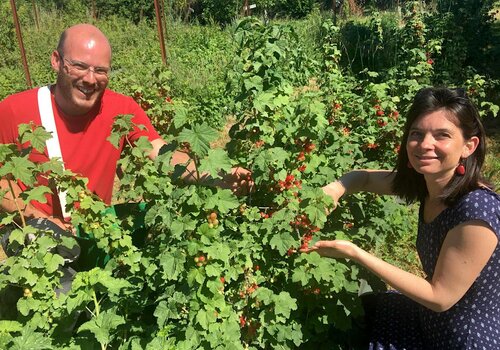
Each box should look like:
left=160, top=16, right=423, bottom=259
left=0, top=24, right=250, bottom=234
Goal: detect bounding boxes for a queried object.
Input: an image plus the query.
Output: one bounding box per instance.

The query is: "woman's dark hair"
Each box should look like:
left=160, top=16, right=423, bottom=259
left=392, top=87, right=489, bottom=206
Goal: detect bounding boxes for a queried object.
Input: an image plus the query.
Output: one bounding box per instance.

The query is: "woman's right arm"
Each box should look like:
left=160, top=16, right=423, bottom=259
left=322, top=170, right=396, bottom=204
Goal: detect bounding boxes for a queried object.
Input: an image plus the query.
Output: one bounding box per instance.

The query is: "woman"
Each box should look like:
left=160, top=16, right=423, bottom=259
left=303, top=87, right=500, bottom=349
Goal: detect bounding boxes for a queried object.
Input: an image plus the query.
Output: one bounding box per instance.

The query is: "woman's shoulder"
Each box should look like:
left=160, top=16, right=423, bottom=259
left=460, top=187, right=500, bottom=206
left=453, top=187, right=500, bottom=233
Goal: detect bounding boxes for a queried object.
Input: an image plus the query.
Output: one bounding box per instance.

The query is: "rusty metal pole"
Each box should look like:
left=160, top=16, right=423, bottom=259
left=332, top=0, right=337, bottom=25
left=160, top=0, right=165, bottom=23
left=160, top=0, right=167, bottom=40
left=154, top=0, right=167, bottom=65
left=10, top=0, right=32, bottom=89
left=31, top=0, right=39, bottom=30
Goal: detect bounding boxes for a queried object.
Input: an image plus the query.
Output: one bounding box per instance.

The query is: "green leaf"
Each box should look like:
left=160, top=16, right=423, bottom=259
left=205, top=243, right=231, bottom=265
left=72, top=269, right=130, bottom=295
left=254, top=287, right=274, bottom=305
left=218, top=319, right=243, bottom=346
left=196, top=309, right=209, bottom=330
left=78, top=311, right=125, bottom=345
left=253, top=91, right=275, bottom=112
left=243, top=75, right=263, bottom=92
left=133, top=136, right=153, bottom=155
left=187, top=267, right=205, bottom=287
left=291, top=266, right=309, bottom=286
left=36, top=236, right=58, bottom=255
left=9, top=324, right=53, bottom=350
left=0, top=144, right=14, bottom=163
left=19, top=124, right=52, bottom=153
left=0, top=156, right=35, bottom=184
left=66, top=292, right=92, bottom=314
left=253, top=147, right=289, bottom=178
left=107, top=114, right=135, bottom=148
left=8, top=228, right=26, bottom=246
left=43, top=253, right=64, bottom=274
left=198, top=149, right=233, bottom=179
left=171, top=216, right=197, bottom=237
left=204, top=190, right=239, bottom=213
left=0, top=212, right=17, bottom=226
left=21, top=186, right=52, bottom=204
left=159, top=251, right=186, bottom=281
left=273, top=321, right=303, bottom=346
left=17, top=298, right=42, bottom=317
left=0, top=320, right=22, bottom=333
left=9, top=263, right=38, bottom=285
left=154, top=300, right=181, bottom=328
left=303, top=205, right=327, bottom=227
left=172, top=103, right=190, bottom=129
left=312, top=259, right=336, bottom=283
left=205, top=264, right=221, bottom=277
left=273, top=292, right=297, bottom=318
left=178, top=124, right=218, bottom=157
left=269, top=232, right=296, bottom=256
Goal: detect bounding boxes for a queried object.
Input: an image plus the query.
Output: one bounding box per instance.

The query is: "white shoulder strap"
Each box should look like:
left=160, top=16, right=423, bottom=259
left=37, top=86, right=70, bottom=218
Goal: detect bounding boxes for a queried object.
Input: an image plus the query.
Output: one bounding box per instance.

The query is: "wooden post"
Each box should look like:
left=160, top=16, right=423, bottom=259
left=10, top=0, right=32, bottom=89
left=154, top=0, right=167, bottom=65
left=244, top=0, right=249, bottom=16
left=31, top=0, right=39, bottom=30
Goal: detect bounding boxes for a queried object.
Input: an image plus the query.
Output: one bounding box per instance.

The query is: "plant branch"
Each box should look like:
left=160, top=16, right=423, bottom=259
left=6, top=178, right=26, bottom=228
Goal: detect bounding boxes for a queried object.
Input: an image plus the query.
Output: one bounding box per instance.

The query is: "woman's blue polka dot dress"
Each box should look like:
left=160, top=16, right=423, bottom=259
left=369, top=188, right=500, bottom=350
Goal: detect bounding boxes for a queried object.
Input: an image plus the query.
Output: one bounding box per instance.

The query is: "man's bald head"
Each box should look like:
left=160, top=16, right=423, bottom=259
left=56, top=24, right=111, bottom=59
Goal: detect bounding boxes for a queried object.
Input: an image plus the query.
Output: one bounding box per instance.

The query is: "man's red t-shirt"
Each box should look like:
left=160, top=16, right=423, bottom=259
left=0, top=86, right=161, bottom=216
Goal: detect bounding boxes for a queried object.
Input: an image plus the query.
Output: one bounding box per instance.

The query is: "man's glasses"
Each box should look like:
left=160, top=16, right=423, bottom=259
left=58, top=52, right=111, bottom=78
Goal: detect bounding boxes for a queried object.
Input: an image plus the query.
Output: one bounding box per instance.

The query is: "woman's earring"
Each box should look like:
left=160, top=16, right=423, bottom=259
left=455, top=160, right=466, bottom=175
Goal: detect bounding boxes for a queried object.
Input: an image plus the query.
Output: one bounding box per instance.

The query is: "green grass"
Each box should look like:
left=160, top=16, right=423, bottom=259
left=484, top=5, right=500, bottom=190
left=484, top=124, right=500, bottom=191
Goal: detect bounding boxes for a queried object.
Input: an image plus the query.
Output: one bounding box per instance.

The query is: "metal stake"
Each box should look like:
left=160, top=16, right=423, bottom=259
left=154, top=0, right=167, bottom=65
left=10, top=0, right=32, bottom=88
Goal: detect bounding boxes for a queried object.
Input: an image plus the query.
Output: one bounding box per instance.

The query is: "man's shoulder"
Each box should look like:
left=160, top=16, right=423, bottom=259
left=1, top=87, right=39, bottom=104
left=101, top=89, right=142, bottom=115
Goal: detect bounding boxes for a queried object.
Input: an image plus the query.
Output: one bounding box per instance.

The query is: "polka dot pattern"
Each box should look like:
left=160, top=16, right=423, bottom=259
left=369, top=188, right=500, bottom=350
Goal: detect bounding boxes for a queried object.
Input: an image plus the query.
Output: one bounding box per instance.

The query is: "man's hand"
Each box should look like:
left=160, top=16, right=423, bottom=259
left=217, top=167, right=254, bottom=196
left=149, top=139, right=254, bottom=194
left=47, top=216, right=75, bottom=235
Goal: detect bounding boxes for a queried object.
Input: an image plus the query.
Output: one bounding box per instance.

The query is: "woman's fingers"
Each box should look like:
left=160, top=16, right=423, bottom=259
left=301, top=240, right=356, bottom=259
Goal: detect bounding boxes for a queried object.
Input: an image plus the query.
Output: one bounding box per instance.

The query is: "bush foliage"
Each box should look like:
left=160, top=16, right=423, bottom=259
left=0, top=0, right=498, bottom=348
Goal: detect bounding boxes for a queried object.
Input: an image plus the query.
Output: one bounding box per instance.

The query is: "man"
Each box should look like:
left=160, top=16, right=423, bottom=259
left=0, top=23, right=250, bottom=235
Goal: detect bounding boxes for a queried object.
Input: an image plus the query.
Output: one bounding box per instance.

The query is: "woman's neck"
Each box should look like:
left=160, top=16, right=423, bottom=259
left=424, top=172, right=454, bottom=202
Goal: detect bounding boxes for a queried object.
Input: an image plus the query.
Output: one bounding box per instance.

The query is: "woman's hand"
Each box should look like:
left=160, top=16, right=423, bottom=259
left=322, top=181, right=346, bottom=209
left=300, top=240, right=359, bottom=260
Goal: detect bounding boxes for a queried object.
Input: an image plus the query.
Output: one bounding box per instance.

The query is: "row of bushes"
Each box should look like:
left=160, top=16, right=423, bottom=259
left=1, top=1, right=498, bottom=131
